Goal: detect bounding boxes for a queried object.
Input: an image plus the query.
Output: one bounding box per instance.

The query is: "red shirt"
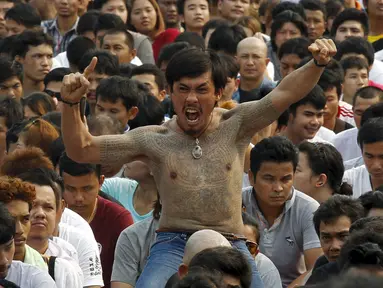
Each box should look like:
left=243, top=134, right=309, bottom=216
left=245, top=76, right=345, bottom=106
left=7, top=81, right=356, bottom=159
left=90, top=196, right=133, bottom=288
left=152, top=28, right=180, bottom=62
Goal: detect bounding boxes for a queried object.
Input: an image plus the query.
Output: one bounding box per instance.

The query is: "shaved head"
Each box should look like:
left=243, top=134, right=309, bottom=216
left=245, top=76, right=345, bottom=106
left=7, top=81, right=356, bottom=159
left=237, top=37, right=268, bottom=58
left=183, top=229, right=231, bottom=265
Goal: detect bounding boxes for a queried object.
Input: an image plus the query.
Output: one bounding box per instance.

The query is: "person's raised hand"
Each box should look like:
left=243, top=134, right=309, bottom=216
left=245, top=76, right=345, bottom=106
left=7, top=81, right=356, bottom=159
left=308, top=39, right=337, bottom=66
left=61, top=57, right=97, bottom=104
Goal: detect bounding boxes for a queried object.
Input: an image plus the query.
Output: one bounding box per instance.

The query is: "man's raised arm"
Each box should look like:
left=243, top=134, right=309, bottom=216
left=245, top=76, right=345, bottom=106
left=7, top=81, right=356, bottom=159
left=235, top=39, right=337, bottom=140
left=61, top=58, right=143, bottom=165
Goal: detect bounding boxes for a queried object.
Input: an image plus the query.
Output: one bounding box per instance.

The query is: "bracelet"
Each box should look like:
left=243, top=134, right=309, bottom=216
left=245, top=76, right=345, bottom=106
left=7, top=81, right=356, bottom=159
left=313, top=58, right=329, bottom=68
left=61, top=98, right=82, bottom=107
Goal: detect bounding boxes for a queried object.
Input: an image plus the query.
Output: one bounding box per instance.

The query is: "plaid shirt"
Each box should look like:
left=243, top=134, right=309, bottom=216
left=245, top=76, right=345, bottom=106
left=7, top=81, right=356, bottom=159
left=41, top=17, right=79, bottom=56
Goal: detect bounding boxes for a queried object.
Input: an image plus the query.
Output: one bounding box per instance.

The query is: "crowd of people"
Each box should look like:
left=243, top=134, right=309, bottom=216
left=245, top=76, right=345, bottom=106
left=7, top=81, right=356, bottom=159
left=0, top=0, right=382, bottom=287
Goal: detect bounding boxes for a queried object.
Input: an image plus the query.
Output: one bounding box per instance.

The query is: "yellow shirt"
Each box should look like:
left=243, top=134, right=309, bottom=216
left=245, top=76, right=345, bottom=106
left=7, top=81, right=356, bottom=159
left=368, top=34, right=383, bottom=43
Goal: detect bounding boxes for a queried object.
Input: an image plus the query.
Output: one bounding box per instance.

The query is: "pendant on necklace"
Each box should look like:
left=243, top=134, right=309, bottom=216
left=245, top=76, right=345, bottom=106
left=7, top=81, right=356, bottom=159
left=192, top=138, right=202, bottom=159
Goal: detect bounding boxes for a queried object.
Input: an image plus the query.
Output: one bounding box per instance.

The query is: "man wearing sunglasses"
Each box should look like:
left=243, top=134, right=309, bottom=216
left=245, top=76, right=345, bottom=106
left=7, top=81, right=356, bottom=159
left=44, top=68, right=71, bottom=112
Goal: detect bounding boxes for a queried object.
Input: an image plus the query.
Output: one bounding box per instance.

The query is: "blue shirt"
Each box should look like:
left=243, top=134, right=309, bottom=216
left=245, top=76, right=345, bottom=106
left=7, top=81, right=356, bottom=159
left=101, top=178, right=153, bottom=223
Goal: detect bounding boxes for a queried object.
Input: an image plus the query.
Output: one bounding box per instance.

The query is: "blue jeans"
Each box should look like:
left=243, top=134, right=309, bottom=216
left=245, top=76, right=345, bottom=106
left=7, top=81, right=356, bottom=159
left=136, top=232, right=264, bottom=288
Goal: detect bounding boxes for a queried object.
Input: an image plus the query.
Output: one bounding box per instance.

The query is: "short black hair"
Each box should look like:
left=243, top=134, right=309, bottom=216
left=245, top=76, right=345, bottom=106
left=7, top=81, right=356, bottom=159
left=242, top=211, right=260, bottom=244
left=174, top=267, right=224, bottom=288
left=188, top=246, right=251, bottom=288
left=77, top=10, right=100, bottom=35
left=17, top=168, right=62, bottom=209
left=0, top=35, right=18, bottom=57
left=325, top=0, right=344, bottom=22
left=301, top=0, right=327, bottom=20
left=49, top=137, right=64, bottom=168
left=59, top=152, right=101, bottom=179
left=350, top=216, right=383, bottom=234
left=353, top=86, right=383, bottom=108
left=4, top=3, right=41, bottom=28
left=0, top=54, right=22, bottom=83
left=12, top=30, right=53, bottom=59
left=335, top=37, right=374, bottom=67
left=131, top=64, right=166, bottom=91
left=96, top=76, right=141, bottom=111
left=0, top=279, right=21, bottom=288
left=94, top=13, right=126, bottom=36
left=0, top=97, right=23, bottom=129
left=177, top=0, right=210, bottom=15
left=338, top=229, right=383, bottom=271
left=201, top=18, right=229, bottom=39
left=272, top=1, right=307, bottom=20
left=101, top=28, right=135, bottom=50
left=129, top=90, right=165, bottom=129
left=340, top=56, right=369, bottom=78
left=0, top=202, right=15, bottom=245
left=174, top=32, right=205, bottom=49
left=166, top=47, right=226, bottom=94
left=44, top=67, right=71, bottom=87
left=208, top=24, right=246, bottom=56
left=271, top=11, right=308, bottom=51
left=289, top=85, right=326, bottom=115
left=250, top=136, right=298, bottom=179
left=78, top=49, right=119, bottom=75
left=358, top=117, right=383, bottom=151
left=156, top=41, right=191, bottom=68
left=313, top=195, right=364, bottom=236
left=331, top=8, right=369, bottom=37
left=278, top=37, right=311, bottom=60
left=67, top=37, right=96, bottom=70
left=318, top=61, right=344, bottom=98
left=299, top=142, right=352, bottom=196
left=359, top=190, right=383, bottom=216
left=218, top=53, right=239, bottom=79
left=361, top=102, right=383, bottom=127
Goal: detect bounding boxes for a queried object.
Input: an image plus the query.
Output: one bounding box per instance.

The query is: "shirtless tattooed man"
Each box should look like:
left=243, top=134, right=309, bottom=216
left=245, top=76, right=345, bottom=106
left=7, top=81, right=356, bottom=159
left=61, top=38, right=337, bottom=288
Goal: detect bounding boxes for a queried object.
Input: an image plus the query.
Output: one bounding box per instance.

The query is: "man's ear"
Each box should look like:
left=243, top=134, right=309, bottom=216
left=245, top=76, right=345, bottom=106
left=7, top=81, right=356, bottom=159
left=15, top=55, right=24, bottom=64
left=315, top=173, right=328, bottom=188
left=128, top=106, right=139, bottom=120
left=130, top=48, right=137, bottom=60
left=215, top=88, right=223, bottom=101
left=178, top=264, right=188, bottom=279
left=158, top=90, right=167, bottom=102
left=99, top=175, right=105, bottom=188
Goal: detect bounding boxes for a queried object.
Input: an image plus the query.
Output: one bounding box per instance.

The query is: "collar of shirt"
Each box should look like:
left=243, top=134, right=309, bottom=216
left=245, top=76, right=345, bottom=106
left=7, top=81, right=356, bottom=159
left=46, top=17, right=79, bottom=34
left=251, top=187, right=296, bottom=231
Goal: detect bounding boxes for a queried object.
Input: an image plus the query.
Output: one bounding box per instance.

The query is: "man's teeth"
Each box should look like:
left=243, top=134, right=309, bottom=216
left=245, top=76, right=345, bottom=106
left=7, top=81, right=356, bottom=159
left=186, top=108, right=198, bottom=113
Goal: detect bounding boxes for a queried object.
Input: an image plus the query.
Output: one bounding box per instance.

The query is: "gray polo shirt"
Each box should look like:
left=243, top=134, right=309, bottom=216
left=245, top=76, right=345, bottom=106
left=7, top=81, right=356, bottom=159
left=242, top=187, right=320, bottom=288
left=111, top=217, right=159, bottom=286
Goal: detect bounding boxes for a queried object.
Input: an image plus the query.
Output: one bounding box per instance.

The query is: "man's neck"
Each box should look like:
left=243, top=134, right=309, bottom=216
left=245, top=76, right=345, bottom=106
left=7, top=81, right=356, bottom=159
left=136, top=179, right=158, bottom=204
left=371, top=176, right=383, bottom=190
left=13, top=247, right=26, bottom=262
left=26, top=238, right=49, bottom=255
left=369, top=16, right=383, bottom=36
left=186, top=26, right=202, bottom=35
left=23, top=77, right=44, bottom=95
left=323, top=116, right=337, bottom=131
left=255, top=196, right=284, bottom=226
left=57, top=15, right=78, bottom=34
left=281, top=128, right=304, bottom=145
left=240, top=77, right=263, bottom=92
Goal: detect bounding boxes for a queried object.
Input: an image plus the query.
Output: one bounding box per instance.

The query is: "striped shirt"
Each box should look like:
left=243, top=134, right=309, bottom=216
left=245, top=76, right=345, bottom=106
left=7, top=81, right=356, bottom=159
left=42, top=18, right=78, bottom=56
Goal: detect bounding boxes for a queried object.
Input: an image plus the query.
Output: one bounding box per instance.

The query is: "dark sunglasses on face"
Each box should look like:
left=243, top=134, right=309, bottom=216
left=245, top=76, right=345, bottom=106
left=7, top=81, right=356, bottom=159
left=44, top=89, right=62, bottom=101
left=246, top=240, right=259, bottom=257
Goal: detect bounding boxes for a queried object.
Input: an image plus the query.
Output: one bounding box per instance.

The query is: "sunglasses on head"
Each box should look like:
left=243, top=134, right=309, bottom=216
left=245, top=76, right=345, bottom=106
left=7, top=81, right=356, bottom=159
left=246, top=240, right=259, bottom=256
left=44, top=90, right=62, bottom=101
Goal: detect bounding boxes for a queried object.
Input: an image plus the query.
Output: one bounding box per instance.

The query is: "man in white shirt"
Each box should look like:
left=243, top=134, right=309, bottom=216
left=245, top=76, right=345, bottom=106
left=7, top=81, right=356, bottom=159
left=343, top=118, right=383, bottom=198
left=333, top=86, right=383, bottom=161
left=0, top=202, right=56, bottom=288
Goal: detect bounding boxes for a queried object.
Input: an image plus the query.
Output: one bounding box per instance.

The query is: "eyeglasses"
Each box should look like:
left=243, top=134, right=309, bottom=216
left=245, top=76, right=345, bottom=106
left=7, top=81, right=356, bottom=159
left=246, top=240, right=259, bottom=256
left=44, top=89, right=62, bottom=101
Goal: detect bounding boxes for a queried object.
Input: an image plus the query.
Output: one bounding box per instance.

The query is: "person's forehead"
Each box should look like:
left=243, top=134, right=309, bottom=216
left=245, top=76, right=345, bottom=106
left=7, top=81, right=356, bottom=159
left=280, top=22, right=299, bottom=31
left=6, top=200, right=30, bottom=215
left=132, top=73, right=157, bottom=84
left=63, top=171, right=98, bottom=183
left=27, top=44, right=53, bottom=55
left=97, top=98, right=124, bottom=108
left=1, top=76, right=21, bottom=86
left=305, top=9, right=324, bottom=18
left=177, top=71, right=213, bottom=85
left=320, top=215, right=352, bottom=232
left=355, top=95, right=380, bottom=107
left=280, top=54, right=302, bottom=63
left=345, top=67, right=368, bottom=75
left=258, top=161, right=294, bottom=173
left=103, top=33, right=127, bottom=43
left=297, top=103, right=323, bottom=113
left=338, top=20, right=363, bottom=29
left=34, top=185, right=56, bottom=204
left=363, top=141, right=383, bottom=153
left=102, top=0, right=125, bottom=8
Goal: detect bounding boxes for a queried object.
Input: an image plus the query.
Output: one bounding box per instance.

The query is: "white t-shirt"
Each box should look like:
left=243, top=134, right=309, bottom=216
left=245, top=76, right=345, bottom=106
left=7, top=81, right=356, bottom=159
left=59, top=223, right=104, bottom=287
left=370, top=59, right=383, bottom=86
left=6, top=261, right=57, bottom=288
left=375, top=50, right=383, bottom=62
left=50, top=257, right=84, bottom=288
left=52, top=52, right=143, bottom=70
left=343, top=165, right=372, bottom=198
left=60, top=208, right=95, bottom=240
left=332, top=127, right=361, bottom=161
left=316, top=126, right=336, bottom=143
left=255, top=253, right=283, bottom=288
